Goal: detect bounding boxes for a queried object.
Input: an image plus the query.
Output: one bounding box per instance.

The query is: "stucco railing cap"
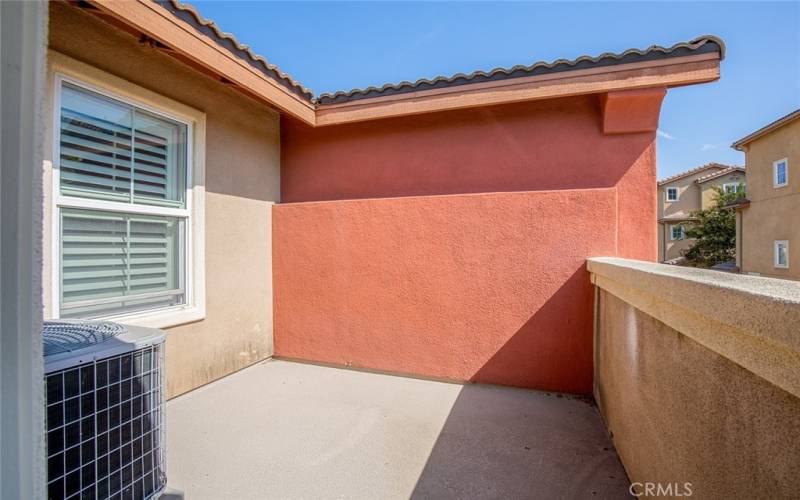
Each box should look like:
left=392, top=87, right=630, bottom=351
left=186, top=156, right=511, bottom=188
left=587, top=257, right=800, bottom=303
left=588, top=257, right=800, bottom=398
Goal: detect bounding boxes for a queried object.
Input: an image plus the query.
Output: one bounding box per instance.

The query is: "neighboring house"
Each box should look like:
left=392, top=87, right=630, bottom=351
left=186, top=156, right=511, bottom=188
left=732, top=109, right=800, bottom=280
left=38, top=1, right=723, bottom=399
left=657, top=163, right=745, bottom=261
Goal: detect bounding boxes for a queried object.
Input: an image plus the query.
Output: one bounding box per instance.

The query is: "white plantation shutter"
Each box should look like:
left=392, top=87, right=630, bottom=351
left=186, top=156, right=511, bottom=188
left=59, top=88, right=133, bottom=201
left=57, top=81, right=188, bottom=319
left=60, top=210, right=183, bottom=319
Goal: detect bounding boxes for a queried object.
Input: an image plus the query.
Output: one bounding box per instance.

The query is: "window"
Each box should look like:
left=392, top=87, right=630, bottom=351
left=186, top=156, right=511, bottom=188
left=774, top=159, right=788, bottom=188
left=52, top=75, right=202, bottom=325
left=670, top=225, right=685, bottom=241
left=666, top=187, right=678, bottom=202
left=774, top=240, right=789, bottom=269
left=723, top=183, right=742, bottom=195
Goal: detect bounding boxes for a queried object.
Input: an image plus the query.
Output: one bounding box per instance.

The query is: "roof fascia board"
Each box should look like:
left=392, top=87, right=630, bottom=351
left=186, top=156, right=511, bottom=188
left=732, top=110, right=800, bottom=151
left=77, top=3, right=721, bottom=128
left=85, top=0, right=316, bottom=125
left=315, top=54, right=720, bottom=126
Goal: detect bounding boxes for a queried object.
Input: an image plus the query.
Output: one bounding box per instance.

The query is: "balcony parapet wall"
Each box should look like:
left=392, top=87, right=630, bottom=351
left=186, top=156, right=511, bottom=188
left=588, top=257, right=800, bottom=498
left=588, top=257, right=800, bottom=398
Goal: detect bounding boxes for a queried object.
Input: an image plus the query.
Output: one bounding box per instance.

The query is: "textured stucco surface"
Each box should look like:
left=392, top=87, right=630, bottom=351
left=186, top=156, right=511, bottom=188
left=656, top=165, right=733, bottom=261
left=276, top=91, right=658, bottom=392
left=167, top=360, right=630, bottom=499
left=282, top=94, right=657, bottom=206
left=274, top=189, right=619, bottom=394
left=47, top=3, right=279, bottom=397
left=588, top=257, right=800, bottom=398
left=594, top=289, right=800, bottom=499
left=740, top=119, right=800, bottom=279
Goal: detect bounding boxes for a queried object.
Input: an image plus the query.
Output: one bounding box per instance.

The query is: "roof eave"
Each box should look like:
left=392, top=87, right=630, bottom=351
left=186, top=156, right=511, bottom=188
left=316, top=52, right=721, bottom=126
left=82, top=0, right=317, bottom=125
left=732, top=109, right=800, bottom=151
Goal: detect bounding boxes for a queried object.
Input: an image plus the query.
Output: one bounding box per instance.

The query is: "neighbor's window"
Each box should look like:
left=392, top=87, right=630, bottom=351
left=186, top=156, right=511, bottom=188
left=723, top=183, right=740, bottom=194
left=774, top=159, right=788, bottom=188
left=666, top=187, right=679, bottom=202
left=670, top=225, right=685, bottom=241
left=55, top=80, right=190, bottom=319
left=774, top=240, right=789, bottom=269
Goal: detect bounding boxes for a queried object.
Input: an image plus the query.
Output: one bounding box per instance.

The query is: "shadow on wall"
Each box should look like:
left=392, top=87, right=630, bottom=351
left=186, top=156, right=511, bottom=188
left=409, top=383, right=631, bottom=499
left=281, top=95, right=656, bottom=203
left=469, top=266, right=595, bottom=393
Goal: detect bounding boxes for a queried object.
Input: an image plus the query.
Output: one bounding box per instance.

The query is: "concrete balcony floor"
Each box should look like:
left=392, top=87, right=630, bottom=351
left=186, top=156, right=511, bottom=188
left=166, top=360, right=630, bottom=499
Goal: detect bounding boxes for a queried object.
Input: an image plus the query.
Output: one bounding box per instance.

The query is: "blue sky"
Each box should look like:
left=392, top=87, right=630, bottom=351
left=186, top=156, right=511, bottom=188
left=193, top=1, right=799, bottom=179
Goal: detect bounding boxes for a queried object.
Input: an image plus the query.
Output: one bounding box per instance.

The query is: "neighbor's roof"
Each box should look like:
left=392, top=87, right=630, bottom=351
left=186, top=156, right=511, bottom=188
left=657, top=163, right=733, bottom=186
left=695, top=165, right=745, bottom=184
left=732, top=109, right=800, bottom=151
left=161, top=0, right=724, bottom=105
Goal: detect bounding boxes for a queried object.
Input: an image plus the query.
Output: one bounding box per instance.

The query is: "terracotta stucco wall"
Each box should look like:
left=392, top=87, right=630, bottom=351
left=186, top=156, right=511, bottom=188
left=47, top=3, right=279, bottom=397
left=740, top=120, right=800, bottom=279
left=276, top=96, right=658, bottom=393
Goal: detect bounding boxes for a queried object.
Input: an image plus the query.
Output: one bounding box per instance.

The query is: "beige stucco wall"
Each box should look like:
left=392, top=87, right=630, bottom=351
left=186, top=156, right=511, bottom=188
left=658, top=222, right=693, bottom=262
left=657, top=167, right=723, bottom=262
left=699, top=170, right=745, bottom=208
left=740, top=119, right=800, bottom=280
left=657, top=167, right=744, bottom=262
left=46, top=3, right=279, bottom=397
left=589, top=258, right=800, bottom=499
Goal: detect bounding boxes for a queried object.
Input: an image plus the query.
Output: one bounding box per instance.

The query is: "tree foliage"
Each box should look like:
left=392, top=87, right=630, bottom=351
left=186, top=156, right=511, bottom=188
left=682, top=185, right=745, bottom=267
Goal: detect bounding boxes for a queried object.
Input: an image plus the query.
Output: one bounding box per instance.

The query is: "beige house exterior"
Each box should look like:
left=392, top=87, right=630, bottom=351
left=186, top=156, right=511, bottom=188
left=657, top=163, right=745, bottom=261
left=44, top=2, right=281, bottom=397
left=732, top=109, right=800, bottom=280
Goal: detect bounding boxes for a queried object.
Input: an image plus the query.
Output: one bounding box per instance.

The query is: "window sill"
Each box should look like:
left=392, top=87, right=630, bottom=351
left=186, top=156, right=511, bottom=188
left=99, top=305, right=205, bottom=330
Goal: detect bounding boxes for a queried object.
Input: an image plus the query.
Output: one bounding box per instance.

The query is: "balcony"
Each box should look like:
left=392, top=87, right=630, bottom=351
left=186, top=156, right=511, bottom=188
left=164, top=258, right=800, bottom=499
left=166, top=360, right=630, bottom=499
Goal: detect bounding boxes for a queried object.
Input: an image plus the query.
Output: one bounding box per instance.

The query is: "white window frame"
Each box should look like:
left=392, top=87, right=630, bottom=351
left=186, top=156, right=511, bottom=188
left=773, top=158, right=788, bottom=188
left=774, top=240, right=789, bottom=269
left=723, top=183, right=740, bottom=194
left=47, top=55, right=205, bottom=329
left=665, top=187, right=678, bottom=202
left=670, top=224, right=685, bottom=241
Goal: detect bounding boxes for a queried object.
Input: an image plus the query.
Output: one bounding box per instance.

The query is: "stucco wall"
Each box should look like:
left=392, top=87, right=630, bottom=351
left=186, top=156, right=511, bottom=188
left=274, top=189, right=618, bottom=394
left=282, top=96, right=655, bottom=208
left=590, top=259, right=800, bottom=498
left=276, top=95, right=658, bottom=393
left=699, top=170, right=744, bottom=208
left=659, top=223, right=694, bottom=262
left=657, top=166, right=737, bottom=262
left=740, top=120, right=800, bottom=279
left=47, top=3, right=279, bottom=397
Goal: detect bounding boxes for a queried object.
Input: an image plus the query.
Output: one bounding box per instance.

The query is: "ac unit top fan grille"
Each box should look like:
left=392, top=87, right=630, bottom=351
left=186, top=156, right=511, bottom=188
left=43, top=320, right=127, bottom=356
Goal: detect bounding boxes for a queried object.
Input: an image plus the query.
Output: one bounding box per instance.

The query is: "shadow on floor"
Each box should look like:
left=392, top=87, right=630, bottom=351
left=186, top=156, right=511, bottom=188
left=410, top=383, right=631, bottom=500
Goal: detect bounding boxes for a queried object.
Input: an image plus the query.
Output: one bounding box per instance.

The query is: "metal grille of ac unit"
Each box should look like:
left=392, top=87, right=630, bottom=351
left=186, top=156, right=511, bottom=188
left=44, top=321, right=166, bottom=500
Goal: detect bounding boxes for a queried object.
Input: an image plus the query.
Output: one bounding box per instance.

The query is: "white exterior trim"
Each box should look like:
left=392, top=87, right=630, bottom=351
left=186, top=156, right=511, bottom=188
left=1, top=1, right=47, bottom=497
left=666, top=186, right=679, bottom=202
left=774, top=240, right=789, bottom=269
left=669, top=224, right=684, bottom=241
left=773, top=158, right=788, bottom=188
left=45, top=53, right=206, bottom=329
